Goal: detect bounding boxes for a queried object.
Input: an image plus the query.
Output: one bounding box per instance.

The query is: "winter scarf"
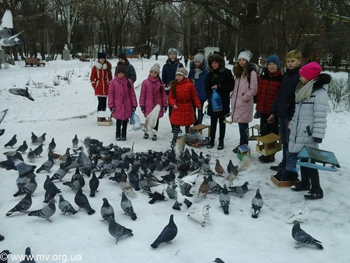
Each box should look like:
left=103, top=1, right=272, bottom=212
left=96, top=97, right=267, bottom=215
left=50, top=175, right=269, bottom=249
left=295, top=79, right=317, bottom=103
left=194, top=68, right=203, bottom=79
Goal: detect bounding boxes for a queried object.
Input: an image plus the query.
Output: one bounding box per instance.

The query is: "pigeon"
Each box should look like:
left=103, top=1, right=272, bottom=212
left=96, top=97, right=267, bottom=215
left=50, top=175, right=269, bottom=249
left=215, top=159, right=225, bottom=176
left=229, top=181, right=249, bottom=197
left=226, top=159, right=236, bottom=174
left=30, top=132, right=38, bottom=144
left=58, top=194, right=78, bottom=215
left=43, top=175, right=61, bottom=203
left=0, top=108, right=8, bottom=136
left=28, top=198, right=56, bottom=222
left=197, top=176, right=210, bottom=200
left=20, top=247, right=36, bottom=263
left=16, top=141, right=28, bottom=153
left=0, top=10, right=24, bottom=47
left=173, top=136, right=186, bottom=161
left=9, top=87, right=34, bottom=101
left=141, top=104, right=161, bottom=137
left=50, top=163, right=69, bottom=181
left=26, top=148, right=36, bottom=163
left=6, top=192, right=32, bottom=216
left=286, top=202, right=309, bottom=224
left=13, top=174, right=37, bottom=197
left=89, top=171, right=100, bottom=197
left=37, top=133, right=46, bottom=145
left=120, top=191, right=137, bottom=220
left=0, top=235, right=4, bottom=241
left=74, top=188, right=95, bottom=215
left=251, top=188, right=263, bottom=218
left=188, top=204, right=211, bottom=227
left=292, top=220, right=323, bottom=249
left=13, top=158, right=36, bottom=177
left=72, top=134, right=79, bottom=149
left=4, top=134, right=17, bottom=148
left=213, top=258, right=225, bottom=263
left=106, top=216, right=133, bottom=244
left=59, top=148, right=70, bottom=162
left=0, top=250, right=11, bottom=263
left=48, top=138, right=56, bottom=151
left=166, top=183, right=177, bottom=199
left=32, top=144, right=43, bottom=157
left=148, top=191, right=166, bottom=204
left=207, top=174, right=223, bottom=193
left=172, top=188, right=192, bottom=211
left=36, top=156, right=54, bottom=173
left=219, top=184, right=230, bottom=215
left=101, top=198, right=115, bottom=221
left=151, top=214, right=178, bottom=249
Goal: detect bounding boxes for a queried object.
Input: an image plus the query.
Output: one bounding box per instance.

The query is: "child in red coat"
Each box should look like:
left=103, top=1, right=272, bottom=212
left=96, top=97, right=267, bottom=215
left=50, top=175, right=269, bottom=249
left=139, top=63, right=168, bottom=141
left=108, top=63, right=137, bottom=141
left=168, top=68, right=202, bottom=148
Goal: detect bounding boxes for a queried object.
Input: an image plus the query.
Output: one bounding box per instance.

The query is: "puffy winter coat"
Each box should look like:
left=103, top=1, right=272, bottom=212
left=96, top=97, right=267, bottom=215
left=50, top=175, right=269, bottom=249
left=231, top=70, right=258, bottom=123
left=108, top=76, right=137, bottom=120
left=256, top=71, right=283, bottom=115
left=270, top=66, right=301, bottom=120
left=188, top=60, right=208, bottom=101
left=289, top=74, right=331, bottom=153
left=114, top=59, right=137, bottom=83
left=162, top=58, right=184, bottom=88
left=168, top=78, right=202, bottom=126
left=139, top=75, right=168, bottom=118
left=90, top=61, right=113, bottom=96
left=205, top=54, right=234, bottom=118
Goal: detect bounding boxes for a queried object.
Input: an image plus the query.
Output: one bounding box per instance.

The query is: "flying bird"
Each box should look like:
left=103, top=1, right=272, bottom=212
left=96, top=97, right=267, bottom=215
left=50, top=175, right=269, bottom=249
left=251, top=188, right=264, bottom=218
left=292, top=220, right=323, bottom=249
left=141, top=104, right=161, bottom=138
left=150, top=214, right=178, bottom=249
left=0, top=108, right=8, bottom=136
left=0, top=10, right=25, bottom=48
left=9, top=87, right=34, bottom=101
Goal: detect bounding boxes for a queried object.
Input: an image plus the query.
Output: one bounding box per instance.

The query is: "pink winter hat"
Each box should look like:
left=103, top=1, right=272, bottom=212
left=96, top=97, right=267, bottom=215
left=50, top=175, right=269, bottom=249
left=299, top=62, right=322, bottom=80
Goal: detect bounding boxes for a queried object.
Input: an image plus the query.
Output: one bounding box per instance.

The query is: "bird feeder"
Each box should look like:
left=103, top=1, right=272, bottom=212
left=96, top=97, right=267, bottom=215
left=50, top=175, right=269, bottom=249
left=191, top=124, right=211, bottom=138
left=97, top=111, right=113, bottom=126
left=256, top=133, right=282, bottom=156
left=296, top=146, right=340, bottom=172
left=237, top=144, right=251, bottom=161
left=246, top=124, right=260, bottom=141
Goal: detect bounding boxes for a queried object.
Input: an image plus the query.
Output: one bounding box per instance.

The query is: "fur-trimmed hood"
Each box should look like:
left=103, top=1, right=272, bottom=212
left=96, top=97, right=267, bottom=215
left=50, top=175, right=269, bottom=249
left=207, top=54, right=225, bottom=73
left=94, top=60, right=112, bottom=70
left=313, top=73, right=332, bottom=91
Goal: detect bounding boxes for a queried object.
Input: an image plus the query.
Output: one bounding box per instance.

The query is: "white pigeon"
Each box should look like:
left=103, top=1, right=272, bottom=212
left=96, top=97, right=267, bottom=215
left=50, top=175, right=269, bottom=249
left=180, top=169, right=200, bottom=186
left=286, top=202, right=309, bottom=224
left=174, top=135, right=186, bottom=161
left=141, top=104, right=161, bottom=138
left=187, top=204, right=211, bottom=227
left=0, top=10, right=24, bottom=48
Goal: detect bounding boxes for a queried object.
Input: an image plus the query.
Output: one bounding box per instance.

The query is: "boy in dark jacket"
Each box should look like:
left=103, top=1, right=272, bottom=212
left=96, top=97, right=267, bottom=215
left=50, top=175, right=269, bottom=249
left=267, top=50, right=302, bottom=172
left=115, top=52, right=137, bottom=83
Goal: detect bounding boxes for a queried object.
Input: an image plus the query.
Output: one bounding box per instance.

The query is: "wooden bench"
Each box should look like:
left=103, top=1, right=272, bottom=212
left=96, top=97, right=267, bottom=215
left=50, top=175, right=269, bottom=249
left=24, top=57, right=46, bottom=67
left=126, top=54, right=139, bottom=59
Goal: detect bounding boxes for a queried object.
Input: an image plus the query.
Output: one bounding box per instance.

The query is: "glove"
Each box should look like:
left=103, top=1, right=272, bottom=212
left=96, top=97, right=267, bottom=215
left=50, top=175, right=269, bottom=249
left=132, top=107, right=136, bottom=112
left=164, top=85, right=170, bottom=91
left=109, top=108, right=114, bottom=112
left=141, top=106, right=145, bottom=113
left=163, top=107, right=167, bottom=113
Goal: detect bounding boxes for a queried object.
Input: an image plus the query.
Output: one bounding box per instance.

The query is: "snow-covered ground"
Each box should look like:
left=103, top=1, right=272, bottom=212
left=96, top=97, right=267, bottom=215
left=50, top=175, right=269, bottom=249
left=0, top=56, right=349, bottom=263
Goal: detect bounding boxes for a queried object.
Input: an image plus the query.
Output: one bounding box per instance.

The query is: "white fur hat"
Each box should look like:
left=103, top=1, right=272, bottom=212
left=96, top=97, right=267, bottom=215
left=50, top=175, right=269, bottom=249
left=238, top=50, right=252, bottom=62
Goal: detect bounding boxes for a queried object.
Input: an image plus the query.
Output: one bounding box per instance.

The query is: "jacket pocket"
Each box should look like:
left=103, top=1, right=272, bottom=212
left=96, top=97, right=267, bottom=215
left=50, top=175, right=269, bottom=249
left=306, top=125, right=312, bottom=136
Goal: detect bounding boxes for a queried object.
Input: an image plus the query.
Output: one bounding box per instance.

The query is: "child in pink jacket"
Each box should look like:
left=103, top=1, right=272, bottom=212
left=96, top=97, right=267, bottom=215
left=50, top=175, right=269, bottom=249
left=108, top=63, right=137, bottom=141
left=139, top=63, right=168, bottom=141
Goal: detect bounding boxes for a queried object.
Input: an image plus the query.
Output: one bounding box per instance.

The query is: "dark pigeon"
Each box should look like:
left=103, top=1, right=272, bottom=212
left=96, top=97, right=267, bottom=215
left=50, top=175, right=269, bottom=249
left=6, top=192, right=32, bottom=216
left=32, top=144, right=43, bottom=157
left=58, top=194, right=78, bottom=215
left=16, top=141, right=28, bottom=153
left=101, top=198, right=115, bottom=221
left=20, top=247, right=36, bottom=263
left=74, top=188, right=95, bottom=215
left=9, top=87, right=34, bottom=101
left=36, top=156, right=54, bottom=173
left=106, top=216, right=133, bottom=244
left=89, top=171, right=99, bottom=197
left=120, top=191, right=137, bottom=220
left=48, top=138, right=56, bottom=151
left=150, top=214, right=178, bottom=249
left=72, top=134, right=79, bottom=149
left=292, top=220, right=323, bottom=249
left=4, top=134, right=17, bottom=148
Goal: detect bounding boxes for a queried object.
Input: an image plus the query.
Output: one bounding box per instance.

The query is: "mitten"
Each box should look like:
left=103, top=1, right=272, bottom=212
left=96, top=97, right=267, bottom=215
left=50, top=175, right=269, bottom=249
left=132, top=107, right=136, bottom=112
left=109, top=108, right=114, bottom=112
left=141, top=106, right=145, bottom=112
left=163, top=107, right=167, bottom=113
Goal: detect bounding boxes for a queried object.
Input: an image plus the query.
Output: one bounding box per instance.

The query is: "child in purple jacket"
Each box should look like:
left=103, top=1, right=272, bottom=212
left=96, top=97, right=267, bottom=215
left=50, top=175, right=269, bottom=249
left=139, top=63, right=168, bottom=141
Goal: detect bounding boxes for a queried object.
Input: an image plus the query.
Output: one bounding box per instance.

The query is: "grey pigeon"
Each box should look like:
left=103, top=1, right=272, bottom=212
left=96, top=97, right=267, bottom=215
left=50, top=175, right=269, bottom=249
left=50, top=163, right=69, bottom=181
left=20, top=247, right=36, bottom=263
left=207, top=174, right=223, bottom=193
left=31, top=132, right=38, bottom=144
left=72, top=134, right=79, bottom=148
left=101, top=198, right=115, bottom=221
left=150, top=214, right=178, bottom=249
left=229, top=181, right=249, bottom=197
left=13, top=174, right=37, bottom=197
left=120, top=191, right=137, bottom=220
left=4, top=134, right=17, bottom=148
left=32, top=144, right=43, bottom=157
left=292, top=220, right=323, bottom=249
left=6, top=192, right=32, bottom=216
left=219, top=184, right=230, bottom=215
left=43, top=175, right=61, bottom=203
left=28, top=198, right=56, bottom=222
left=58, top=194, right=78, bottom=215
left=36, top=156, right=54, bottom=173
left=27, top=148, right=36, bottom=163
left=9, top=84, right=34, bottom=101
left=36, top=133, right=46, bottom=145
left=63, top=176, right=84, bottom=192
left=16, top=141, right=28, bottom=153
left=13, top=158, right=36, bottom=177
left=107, top=216, right=133, bottom=244
left=48, top=138, right=56, bottom=151
left=89, top=171, right=100, bottom=197
left=74, top=188, right=95, bottom=215
left=251, top=188, right=263, bottom=218
left=214, top=258, right=225, bottom=263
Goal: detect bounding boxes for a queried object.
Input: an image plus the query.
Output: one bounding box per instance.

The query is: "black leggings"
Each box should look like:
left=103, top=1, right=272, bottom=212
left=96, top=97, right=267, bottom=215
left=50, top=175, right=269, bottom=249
left=116, top=119, right=128, bottom=137
left=210, top=116, right=225, bottom=143
left=97, top=97, right=107, bottom=111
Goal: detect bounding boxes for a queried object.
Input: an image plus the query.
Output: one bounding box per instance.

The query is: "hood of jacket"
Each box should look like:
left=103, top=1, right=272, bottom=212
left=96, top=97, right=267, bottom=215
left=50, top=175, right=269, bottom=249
left=207, top=54, right=225, bottom=73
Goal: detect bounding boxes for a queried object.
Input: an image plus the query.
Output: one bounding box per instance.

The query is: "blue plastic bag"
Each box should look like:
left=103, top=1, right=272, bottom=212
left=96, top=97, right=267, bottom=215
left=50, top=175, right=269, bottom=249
left=211, top=89, right=223, bottom=112
left=130, top=112, right=142, bottom=131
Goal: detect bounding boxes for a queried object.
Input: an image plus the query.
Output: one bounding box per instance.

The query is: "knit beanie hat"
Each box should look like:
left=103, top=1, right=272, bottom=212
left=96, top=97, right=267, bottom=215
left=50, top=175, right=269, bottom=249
left=299, top=62, right=322, bottom=80
left=168, top=48, right=178, bottom=56
left=98, top=52, right=106, bottom=59
left=176, top=67, right=188, bottom=77
left=266, top=54, right=280, bottom=69
left=118, top=52, right=127, bottom=60
left=150, top=63, right=161, bottom=74
left=116, top=62, right=126, bottom=74
left=238, top=50, right=252, bottom=62
left=193, top=53, right=204, bottom=63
